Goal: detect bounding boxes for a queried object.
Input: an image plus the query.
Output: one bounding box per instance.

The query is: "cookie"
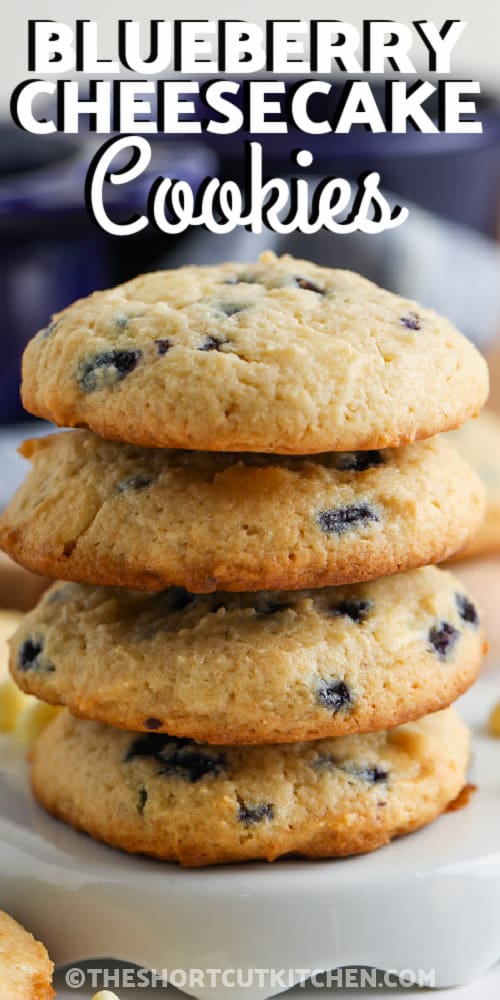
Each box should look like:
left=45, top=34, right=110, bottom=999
left=10, top=567, right=483, bottom=744
left=0, top=910, right=54, bottom=1000
left=21, top=253, right=488, bottom=453
left=32, top=707, right=470, bottom=866
left=0, top=431, right=485, bottom=593
left=447, top=411, right=500, bottom=560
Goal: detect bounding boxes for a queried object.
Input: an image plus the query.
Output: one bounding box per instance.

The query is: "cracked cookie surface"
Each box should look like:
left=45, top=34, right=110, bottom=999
left=31, top=707, right=470, bottom=866
left=11, top=567, right=483, bottom=743
left=0, top=432, right=485, bottom=592
left=21, top=252, right=488, bottom=453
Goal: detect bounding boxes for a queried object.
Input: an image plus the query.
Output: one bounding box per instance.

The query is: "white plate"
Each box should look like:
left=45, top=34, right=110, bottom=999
left=1, top=682, right=500, bottom=1000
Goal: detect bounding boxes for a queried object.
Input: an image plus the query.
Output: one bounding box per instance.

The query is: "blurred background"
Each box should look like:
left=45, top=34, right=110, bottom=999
left=0, top=0, right=500, bottom=496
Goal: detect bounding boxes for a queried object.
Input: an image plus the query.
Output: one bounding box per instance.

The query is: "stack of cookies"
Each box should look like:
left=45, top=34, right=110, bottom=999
left=0, top=253, right=489, bottom=866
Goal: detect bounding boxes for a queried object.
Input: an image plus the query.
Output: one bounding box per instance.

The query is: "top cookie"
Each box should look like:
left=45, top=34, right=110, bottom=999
left=21, top=253, right=488, bottom=453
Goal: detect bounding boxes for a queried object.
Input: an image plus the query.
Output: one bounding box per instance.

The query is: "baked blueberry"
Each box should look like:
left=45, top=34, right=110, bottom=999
left=428, top=622, right=460, bottom=660
left=125, top=734, right=227, bottom=783
left=238, top=802, right=274, bottom=825
left=341, top=763, right=389, bottom=784
left=144, top=718, right=162, bottom=730
left=125, top=733, right=165, bottom=761
left=400, top=312, right=421, bottom=331
left=334, top=451, right=385, bottom=472
left=78, top=349, right=142, bottom=392
left=199, top=336, right=226, bottom=352
left=329, top=598, right=372, bottom=623
left=314, top=755, right=388, bottom=784
left=155, top=338, right=171, bottom=356
left=317, top=504, right=380, bottom=535
left=455, top=593, right=479, bottom=626
left=316, top=679, right=352, bottom=713
left=17, top=636, right=54, bottom=673
left=159, top=743, right=227, bottom=783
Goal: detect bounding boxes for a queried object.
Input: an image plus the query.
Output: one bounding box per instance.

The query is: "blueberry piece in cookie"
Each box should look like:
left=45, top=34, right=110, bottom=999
left=198, top=336, right=226, bottom=352
left=455, top=593, right=479, bottom=626
left=238, top=801, right=274, bottom=825
left=334, top=451, right=385, bottom=472
left=341, top=763, right=389, bottom=784
left=126, top=734, right=227, bottom=783
left=314, top=754, right=388, bottom=784
left=400, top=312, right=421, bottom=331
left=316, top=679, right=352, bottom=713
left=158, top=742, right=227, bottom=782
left=78, top=349, right=142, bottom=392
left=125, top=732, right=165, bottom=761
left=155, top=338, right=171, bottom=356
left=329, top=598, right=372, bottom=623
left=317, top=504, right=380, bottom=535
left=144, top=717, right=163, bottom=730
left=428, top=622, right=460, bottom=660
left=18, top=636, right=54, bottom=673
